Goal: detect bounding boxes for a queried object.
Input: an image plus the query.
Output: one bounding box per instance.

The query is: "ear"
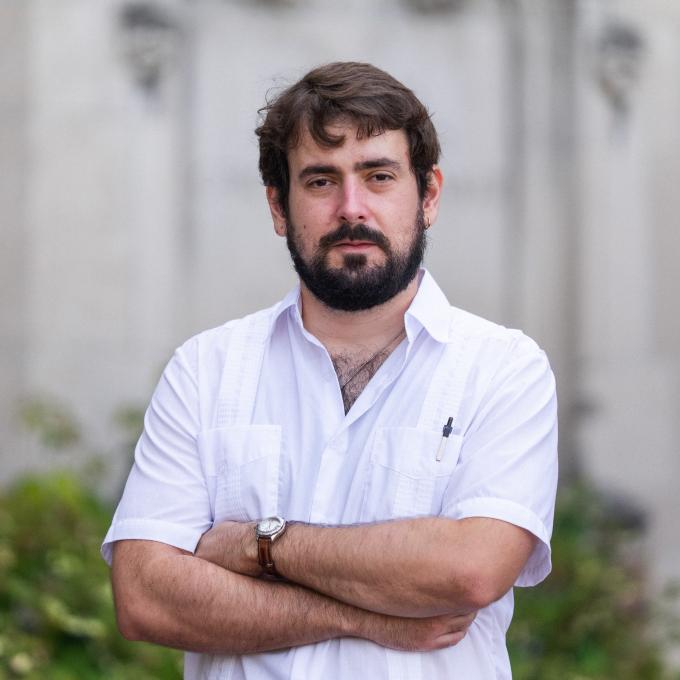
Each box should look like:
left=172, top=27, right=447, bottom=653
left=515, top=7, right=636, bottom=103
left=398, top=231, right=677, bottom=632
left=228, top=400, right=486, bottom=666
left=422, top=166, right=443, bottom=229
left=266, top=186, right=287, bottom=237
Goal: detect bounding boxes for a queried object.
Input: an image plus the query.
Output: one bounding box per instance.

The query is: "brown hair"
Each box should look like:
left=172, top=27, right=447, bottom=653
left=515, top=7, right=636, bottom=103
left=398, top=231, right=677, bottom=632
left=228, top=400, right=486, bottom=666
left=256, top=62, right=441, bottom=213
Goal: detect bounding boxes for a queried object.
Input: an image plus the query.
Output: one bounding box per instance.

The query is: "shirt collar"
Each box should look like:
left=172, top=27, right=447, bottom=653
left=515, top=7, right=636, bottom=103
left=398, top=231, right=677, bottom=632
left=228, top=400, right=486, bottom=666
left=272, top=284, right=302, bottom=320
left=270, top=283, right=305, bottom=339
left=404, top=268, right=452, bottom=344
left=271, top=268, right=452, bottom=344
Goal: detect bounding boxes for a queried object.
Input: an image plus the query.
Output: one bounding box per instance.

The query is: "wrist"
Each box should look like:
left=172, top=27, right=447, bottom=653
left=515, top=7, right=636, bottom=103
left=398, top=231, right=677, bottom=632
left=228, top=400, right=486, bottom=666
left=268, top=520, right=295, bottom=578
left=255, top=516, right=289, bottom=578
left=340, top=603, right=382, bottom=642
left=243, top=521, right=261, bottom=575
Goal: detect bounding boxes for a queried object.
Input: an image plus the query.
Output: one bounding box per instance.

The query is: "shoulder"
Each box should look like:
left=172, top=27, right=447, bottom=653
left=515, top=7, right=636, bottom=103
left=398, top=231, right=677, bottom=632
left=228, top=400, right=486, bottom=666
left=449, top=305, right=544, bottom=359
left=444, top=306, right=554, bottom=400
left=172, top=303, right=282, bottom=377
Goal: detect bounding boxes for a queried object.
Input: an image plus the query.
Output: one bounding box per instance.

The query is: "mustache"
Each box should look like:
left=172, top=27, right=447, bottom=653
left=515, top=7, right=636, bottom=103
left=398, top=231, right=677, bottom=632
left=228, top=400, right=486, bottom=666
left=318, top=222, right=390, bottom=251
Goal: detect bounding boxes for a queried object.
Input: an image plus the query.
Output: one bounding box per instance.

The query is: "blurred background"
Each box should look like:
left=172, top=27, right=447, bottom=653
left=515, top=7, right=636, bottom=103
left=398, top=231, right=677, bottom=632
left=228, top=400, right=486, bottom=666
left=1, top=0, right=679, bottom=677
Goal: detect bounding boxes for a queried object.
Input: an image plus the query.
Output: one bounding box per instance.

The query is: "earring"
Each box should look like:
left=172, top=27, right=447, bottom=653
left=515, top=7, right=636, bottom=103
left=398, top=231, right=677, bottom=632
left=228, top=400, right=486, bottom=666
left=425, top=216, right=431, bottom=229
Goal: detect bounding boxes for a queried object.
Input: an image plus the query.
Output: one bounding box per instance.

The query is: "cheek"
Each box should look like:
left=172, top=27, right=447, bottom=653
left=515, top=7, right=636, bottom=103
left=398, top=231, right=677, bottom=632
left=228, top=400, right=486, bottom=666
left=289, top=209, right=331, bottom=245
left=289, top=191, right=336, bottom=225
left=287, top=220, right=321, bottom=260
left=386, top=211, right=422, bottom=250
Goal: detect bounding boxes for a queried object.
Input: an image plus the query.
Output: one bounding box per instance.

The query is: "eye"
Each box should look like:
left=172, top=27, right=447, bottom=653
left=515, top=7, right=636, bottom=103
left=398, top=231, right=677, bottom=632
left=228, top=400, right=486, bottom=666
left=307, top=177, right=333, bottom=189
left=370, top=172, right=394, bottom=183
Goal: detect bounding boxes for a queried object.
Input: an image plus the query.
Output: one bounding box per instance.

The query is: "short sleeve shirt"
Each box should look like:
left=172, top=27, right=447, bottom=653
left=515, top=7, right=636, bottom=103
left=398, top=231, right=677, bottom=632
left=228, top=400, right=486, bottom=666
left=102, top=270, right=558, bottom=680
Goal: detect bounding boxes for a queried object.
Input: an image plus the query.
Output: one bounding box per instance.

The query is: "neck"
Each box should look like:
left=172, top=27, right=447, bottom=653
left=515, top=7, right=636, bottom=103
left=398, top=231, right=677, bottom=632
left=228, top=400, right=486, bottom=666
left=299, top=274, right=419, bottom=354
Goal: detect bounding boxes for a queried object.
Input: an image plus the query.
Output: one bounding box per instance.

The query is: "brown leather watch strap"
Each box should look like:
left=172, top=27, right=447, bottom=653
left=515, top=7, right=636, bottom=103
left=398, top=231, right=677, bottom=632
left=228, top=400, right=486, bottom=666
left=257, top=535, right=277, bottom=576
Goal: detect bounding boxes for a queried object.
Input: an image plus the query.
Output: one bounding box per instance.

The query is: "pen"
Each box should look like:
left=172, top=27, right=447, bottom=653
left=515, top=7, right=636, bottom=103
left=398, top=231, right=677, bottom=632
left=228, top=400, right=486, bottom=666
left=435, top=417, right=454, bottom=462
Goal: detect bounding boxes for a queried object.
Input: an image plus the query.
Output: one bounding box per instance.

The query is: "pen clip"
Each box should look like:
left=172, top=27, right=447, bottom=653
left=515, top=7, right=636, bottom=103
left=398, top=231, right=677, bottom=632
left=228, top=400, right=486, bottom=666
left=435, top=417, right=454, bottom=462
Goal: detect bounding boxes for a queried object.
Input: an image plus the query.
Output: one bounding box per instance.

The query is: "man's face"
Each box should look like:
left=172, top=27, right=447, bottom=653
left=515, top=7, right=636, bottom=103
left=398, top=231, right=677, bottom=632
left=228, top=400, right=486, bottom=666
left=272, top=121, right=432, bottom=311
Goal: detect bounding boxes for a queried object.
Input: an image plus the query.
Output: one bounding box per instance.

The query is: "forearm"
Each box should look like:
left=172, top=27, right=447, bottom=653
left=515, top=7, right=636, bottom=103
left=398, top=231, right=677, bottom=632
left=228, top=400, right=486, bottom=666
left=111, top=539, right=475, bottom=654
left=197, top=515, right=534, bottom=619
left=111, top=540, right=357, bottom=654
left=277, top=517, right=482, bottom=617
left=275, top=516, right=534, bottom=617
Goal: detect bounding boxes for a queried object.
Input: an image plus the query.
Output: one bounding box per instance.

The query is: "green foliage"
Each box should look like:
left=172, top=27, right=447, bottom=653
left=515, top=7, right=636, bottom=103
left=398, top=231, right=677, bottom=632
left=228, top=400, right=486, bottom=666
left=0, top=473, right=182, bottom=680
left=509, top=484, right=680, bottom=680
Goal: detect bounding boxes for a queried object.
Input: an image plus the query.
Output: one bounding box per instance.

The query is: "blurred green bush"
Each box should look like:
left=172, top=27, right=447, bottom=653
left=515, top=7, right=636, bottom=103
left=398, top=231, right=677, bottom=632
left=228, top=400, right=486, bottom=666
left=0, top=473, right=182, bottom=680
left=508, top=485, right=679, bottom=679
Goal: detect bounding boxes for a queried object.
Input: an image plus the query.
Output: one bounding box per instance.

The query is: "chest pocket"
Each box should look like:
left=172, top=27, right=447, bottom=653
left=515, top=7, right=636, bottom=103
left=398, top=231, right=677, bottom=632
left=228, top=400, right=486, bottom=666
left=360, top=427, right=463, bottom=522
left=198, top=425, right=282, bottom=522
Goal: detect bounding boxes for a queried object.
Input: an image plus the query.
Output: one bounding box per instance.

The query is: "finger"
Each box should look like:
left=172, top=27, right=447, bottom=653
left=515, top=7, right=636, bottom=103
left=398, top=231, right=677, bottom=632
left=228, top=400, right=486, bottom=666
left=444, top=611, right=477, bottom=629
left=430, top=630, right=466, bottom=650
left=459, top=611, right=477, bottom=626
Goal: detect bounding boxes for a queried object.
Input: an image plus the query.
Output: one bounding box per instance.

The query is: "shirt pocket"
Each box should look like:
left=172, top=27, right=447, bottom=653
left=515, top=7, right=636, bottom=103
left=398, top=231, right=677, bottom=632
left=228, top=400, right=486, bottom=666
left=360, top=427, right=463, bottom=522
left=198, top=425, right=282, bottom=522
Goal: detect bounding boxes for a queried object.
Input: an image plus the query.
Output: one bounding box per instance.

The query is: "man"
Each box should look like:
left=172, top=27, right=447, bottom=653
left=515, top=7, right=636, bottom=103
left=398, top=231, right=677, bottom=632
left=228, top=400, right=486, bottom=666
left=103, top=62, right=558, bottom=679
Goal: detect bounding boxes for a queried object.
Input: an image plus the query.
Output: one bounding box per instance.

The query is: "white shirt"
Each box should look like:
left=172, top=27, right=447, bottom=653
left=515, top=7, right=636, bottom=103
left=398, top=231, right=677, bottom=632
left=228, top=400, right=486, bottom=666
left=102, top=270, right=558, bottom=680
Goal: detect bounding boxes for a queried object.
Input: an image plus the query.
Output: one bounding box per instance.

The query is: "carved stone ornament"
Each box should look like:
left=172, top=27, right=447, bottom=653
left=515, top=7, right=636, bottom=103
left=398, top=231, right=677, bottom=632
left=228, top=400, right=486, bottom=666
left=595, top=21, right=645, bottom=115
left=404, top=0, right=464, bottom=14
left=119, top=1, right=181, bottom=94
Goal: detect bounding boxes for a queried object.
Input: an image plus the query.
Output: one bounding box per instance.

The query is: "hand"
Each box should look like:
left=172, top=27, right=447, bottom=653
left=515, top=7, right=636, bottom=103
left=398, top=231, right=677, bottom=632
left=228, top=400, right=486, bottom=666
left=195, top=520, right=261, bottom=577
left=364, top=610, right=477, bottom=652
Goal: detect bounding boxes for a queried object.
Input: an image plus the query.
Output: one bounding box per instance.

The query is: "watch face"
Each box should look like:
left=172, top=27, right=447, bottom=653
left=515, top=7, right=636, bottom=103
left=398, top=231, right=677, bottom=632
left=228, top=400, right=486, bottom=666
left=259, top=516, right=284, bottom=536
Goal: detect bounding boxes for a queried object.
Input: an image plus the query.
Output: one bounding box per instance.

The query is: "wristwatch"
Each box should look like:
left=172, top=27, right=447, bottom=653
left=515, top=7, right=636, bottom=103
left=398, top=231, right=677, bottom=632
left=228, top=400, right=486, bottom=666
left=255, top=516, right=287, bottom=577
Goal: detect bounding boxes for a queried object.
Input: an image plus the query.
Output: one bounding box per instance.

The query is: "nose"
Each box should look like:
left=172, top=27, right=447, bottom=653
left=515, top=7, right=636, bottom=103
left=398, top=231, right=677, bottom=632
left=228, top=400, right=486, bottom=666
left=336, top=179, right=368, bottom=224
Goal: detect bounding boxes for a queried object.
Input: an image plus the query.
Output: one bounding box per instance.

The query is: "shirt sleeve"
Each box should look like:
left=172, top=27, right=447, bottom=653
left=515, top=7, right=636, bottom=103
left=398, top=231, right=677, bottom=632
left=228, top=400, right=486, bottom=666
left=440, top=333, right=558, bottom=587
left=101, top=337, right=211, bottom=565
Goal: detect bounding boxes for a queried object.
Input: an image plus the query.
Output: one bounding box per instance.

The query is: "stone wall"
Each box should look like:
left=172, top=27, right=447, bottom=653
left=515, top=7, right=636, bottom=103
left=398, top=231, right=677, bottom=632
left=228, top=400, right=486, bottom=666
left=1, top=0, right=678, bottom=617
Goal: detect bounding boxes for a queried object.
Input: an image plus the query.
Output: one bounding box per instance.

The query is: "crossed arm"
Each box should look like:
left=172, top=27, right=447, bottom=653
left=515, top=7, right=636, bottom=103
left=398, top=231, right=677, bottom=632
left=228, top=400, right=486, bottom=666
left=111, top=516, right=535, bottom=654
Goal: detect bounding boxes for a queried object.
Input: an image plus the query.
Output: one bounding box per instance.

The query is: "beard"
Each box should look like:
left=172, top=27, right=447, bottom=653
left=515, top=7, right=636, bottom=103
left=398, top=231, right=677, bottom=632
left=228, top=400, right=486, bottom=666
left=285, top=208, right=427, bottom=312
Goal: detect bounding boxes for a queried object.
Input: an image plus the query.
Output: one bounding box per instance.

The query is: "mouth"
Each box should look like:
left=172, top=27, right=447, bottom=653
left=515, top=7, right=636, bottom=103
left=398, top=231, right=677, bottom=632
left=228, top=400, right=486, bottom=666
left=332, top=240, right=381, bottom=251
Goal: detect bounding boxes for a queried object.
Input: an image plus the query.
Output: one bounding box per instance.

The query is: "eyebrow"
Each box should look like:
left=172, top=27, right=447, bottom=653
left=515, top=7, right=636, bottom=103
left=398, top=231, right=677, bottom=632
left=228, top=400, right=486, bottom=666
left=355, top=158, right=402, bottom=172
left=298, top=157, right=402, bottom=180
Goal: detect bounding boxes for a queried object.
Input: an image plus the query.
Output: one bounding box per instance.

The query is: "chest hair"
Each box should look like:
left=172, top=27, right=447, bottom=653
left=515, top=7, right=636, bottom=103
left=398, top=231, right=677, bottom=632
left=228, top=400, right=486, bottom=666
left=331, top=348, right=393, bottom=414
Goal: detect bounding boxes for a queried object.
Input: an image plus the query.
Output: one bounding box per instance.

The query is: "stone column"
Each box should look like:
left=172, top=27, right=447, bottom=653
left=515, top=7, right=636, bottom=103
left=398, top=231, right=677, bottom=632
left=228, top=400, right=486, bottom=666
left=0, top=1, right=30, bottom=479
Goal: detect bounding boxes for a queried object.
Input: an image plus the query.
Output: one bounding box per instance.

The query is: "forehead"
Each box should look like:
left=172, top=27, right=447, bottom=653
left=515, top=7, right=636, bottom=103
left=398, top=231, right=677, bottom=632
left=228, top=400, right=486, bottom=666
left=288, top=122, right=411, bottom=170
